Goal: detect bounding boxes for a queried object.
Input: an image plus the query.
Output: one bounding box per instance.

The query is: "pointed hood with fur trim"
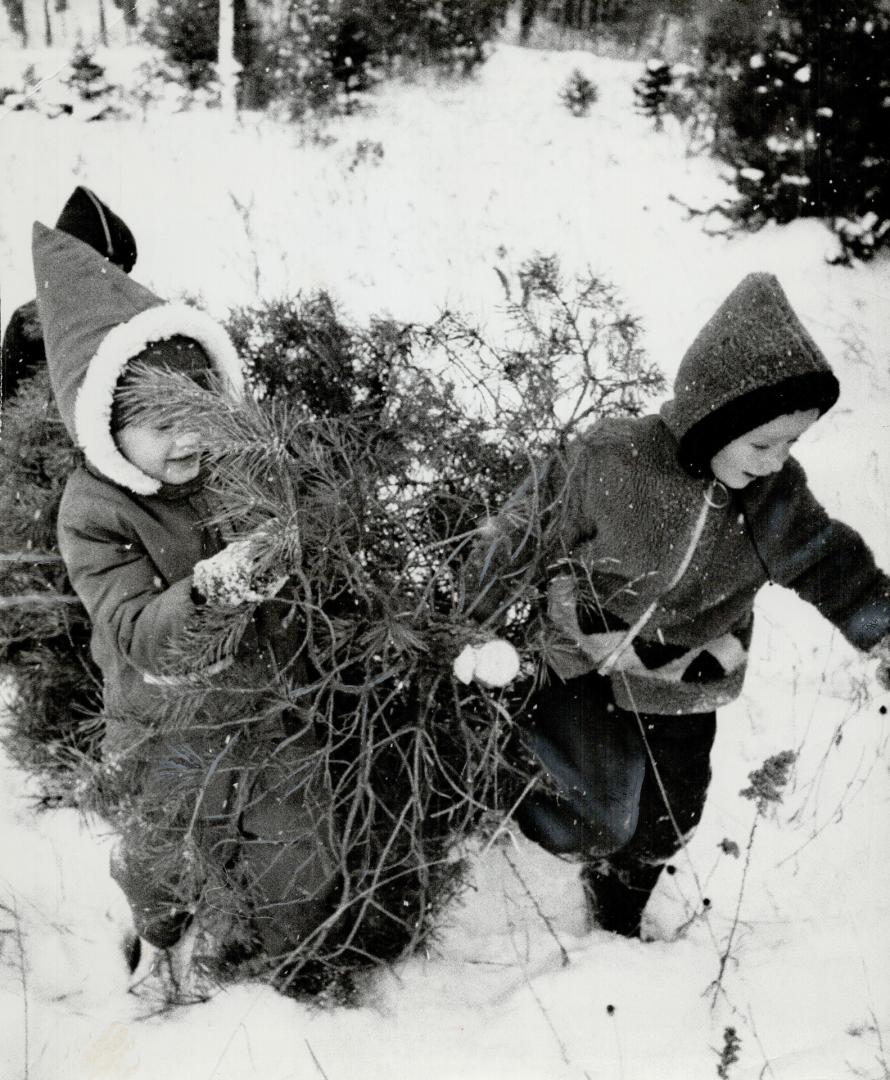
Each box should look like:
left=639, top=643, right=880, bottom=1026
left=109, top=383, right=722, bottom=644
left=33, top=221, right=243, bottom=496
left=661, top=273, right=840, bottom=477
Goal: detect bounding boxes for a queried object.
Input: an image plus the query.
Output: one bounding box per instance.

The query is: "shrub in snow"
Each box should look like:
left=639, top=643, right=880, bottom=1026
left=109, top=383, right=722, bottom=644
left=128, top=53, right=198, bottom=117
left=347, top=137, right=385, bottom=171
left=61, top=46, right=128, bottom=121
left=633, top=58, right=673, bottom=130
left=1, top=49, right=129, bottom=121
left=0, top=368, right=102, bottom=799
left=559, top=69, right=598, bottom=116
left=0, top=64, right=42, bottom=113
left=65, top=46, right=112, bottom=102
left=669, top=3, right=890, bottom=257
left=830, top=211, right=890, bottom=265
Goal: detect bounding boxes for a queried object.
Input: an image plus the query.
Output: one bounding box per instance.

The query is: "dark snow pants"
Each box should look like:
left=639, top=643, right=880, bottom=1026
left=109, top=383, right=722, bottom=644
left=514, top=669, right=716, bottom=933
left=110, top=730, right=337, bottom=956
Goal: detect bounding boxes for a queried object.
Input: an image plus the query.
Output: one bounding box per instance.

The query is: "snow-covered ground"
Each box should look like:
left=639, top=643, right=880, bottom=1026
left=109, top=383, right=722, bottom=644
left=1, top=39, right=889, bottom=1080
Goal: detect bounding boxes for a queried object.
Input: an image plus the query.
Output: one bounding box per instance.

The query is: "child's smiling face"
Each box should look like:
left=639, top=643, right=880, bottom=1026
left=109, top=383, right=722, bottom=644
left=116, top=422, right=202, bottom=485
left=709, top=409, right=819, bottom=489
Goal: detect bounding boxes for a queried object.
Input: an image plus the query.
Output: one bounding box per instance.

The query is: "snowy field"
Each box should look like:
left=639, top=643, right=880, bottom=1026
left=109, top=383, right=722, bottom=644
left=1, top=37, right=889, bottom=1080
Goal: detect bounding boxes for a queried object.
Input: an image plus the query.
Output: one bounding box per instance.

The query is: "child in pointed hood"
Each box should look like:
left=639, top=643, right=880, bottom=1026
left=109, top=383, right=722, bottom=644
left=2, top=186, right=137, bottom=405
left=34, top=222, right=336, bottom=961
left=461, top=272, right=890, bottom=938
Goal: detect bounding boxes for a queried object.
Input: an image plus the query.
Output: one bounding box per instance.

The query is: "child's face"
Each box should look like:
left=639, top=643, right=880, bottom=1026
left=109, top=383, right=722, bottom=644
left=116, top=421, right=202, bottom=485
left=709, top=409, right=819, bottom=489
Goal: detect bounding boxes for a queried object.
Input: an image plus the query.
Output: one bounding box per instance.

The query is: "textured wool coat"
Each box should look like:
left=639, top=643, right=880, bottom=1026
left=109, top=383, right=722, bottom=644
left=33, top=220, right=245, bottom=733
left=467, top=274, right=890, bottom=715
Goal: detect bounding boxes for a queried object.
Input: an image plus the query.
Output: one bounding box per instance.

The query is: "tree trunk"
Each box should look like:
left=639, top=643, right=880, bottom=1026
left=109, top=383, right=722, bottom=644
left=218, top=0, right=238, bottom=119
left=19, top=0, right=30, bottom=46
left=43, top=0, right=52, bottom=44
left=97, top=0, right=107, bottom=45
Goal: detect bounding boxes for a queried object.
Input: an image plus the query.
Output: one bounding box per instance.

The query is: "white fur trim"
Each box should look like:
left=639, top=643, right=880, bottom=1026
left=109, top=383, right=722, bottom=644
left=74, top=303, right=244, bottom=495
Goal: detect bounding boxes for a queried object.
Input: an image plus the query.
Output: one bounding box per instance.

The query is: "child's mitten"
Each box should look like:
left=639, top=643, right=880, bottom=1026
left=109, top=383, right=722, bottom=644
left=452, top=639, right=521, bottom=688
left=870, top=635, right=890, bottom=691
left=192, top=539, right=287, bottom=608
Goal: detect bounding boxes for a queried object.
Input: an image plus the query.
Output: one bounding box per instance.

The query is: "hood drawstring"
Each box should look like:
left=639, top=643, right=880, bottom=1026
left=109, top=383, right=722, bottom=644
left=598, top=479, right=722, bottom=676
left=740, top=501, right=773, bottom=582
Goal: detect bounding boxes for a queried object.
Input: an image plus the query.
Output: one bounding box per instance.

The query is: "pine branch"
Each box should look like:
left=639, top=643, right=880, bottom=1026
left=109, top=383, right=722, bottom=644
left=0, top=552, right=64, bottom=565
left=0, top=593, right=81, bottom=610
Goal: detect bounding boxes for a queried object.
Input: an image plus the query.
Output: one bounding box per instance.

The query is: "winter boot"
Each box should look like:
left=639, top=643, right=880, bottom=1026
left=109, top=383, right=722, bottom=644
left=581, top=858, right=665, bottom=938
left=123, top=931, right=142, bottom=974
left=127, top=922, right=213, bottom=1004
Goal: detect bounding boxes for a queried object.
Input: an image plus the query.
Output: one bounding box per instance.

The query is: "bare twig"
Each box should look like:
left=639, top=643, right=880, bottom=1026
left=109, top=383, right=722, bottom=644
left=305, top=1039, right=332, bottom=1080
left=501, top=847, right=570, bottom=967
left=708, top=815, right=758, bottom=1010
left=6, top=897, right=30, bottom=1079
left=229, top=192, right=262, bottom=296
left=504, top=905, right=571, bottom=1066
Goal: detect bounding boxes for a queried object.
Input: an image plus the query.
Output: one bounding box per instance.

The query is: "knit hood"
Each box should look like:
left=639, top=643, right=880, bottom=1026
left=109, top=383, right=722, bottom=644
left=55, top=185, right=138, bottom=272
left=661, top=273, right=840, bottom=477
left=33, top=222, right=243, bottom=497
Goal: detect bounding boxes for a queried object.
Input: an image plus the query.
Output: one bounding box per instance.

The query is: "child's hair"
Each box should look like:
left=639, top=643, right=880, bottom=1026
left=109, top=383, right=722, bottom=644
left=110, top=335, right=211, bottom=434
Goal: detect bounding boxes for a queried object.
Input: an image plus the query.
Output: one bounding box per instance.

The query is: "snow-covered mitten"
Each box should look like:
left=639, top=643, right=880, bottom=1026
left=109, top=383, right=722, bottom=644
left=192, top=539, right=287, bottom=607
left=870, top=635, right=890, bottom=691
left=452, top=639, right=521, bottom=688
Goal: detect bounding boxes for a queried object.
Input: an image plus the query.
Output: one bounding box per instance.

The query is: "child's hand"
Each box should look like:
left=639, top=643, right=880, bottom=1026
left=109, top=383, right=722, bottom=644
left=192, top=539, right=287, bottom=608
left=452, top=639, right=521, bottom=688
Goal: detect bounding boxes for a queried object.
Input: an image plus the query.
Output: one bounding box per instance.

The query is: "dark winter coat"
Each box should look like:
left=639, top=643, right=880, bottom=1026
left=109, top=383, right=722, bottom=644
left=33, top=220, right=247, bottom=742
left=36, top=224, right=337, bottom=951
left=1, top=187, right=136, bottom=403
left=57, top=467, right=224, bottom=744
left=1, top=300, right=43, bottom=401
left=33, top=221, right=296, bottom=751
left=467, top=274, right=890, bottom=715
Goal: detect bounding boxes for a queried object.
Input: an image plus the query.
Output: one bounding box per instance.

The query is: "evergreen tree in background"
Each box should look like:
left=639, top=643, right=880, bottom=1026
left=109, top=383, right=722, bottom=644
left=65, top=45, right=111, bottom=100
left=146, top=0, right=260, bottom=97
left=678, top=1, right=890, bottom=256
left=147, top=0, right=508, bottom=117
left=348, top=0, right=510, bottom=73
left=1, top=0, right=27, bottom=45
left=634, top=58, right=672, bottom=129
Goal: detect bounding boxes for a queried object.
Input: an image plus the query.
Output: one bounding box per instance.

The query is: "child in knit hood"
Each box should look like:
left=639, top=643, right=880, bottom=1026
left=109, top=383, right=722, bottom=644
left=33, top=222, right=336, bottom=961
left=461, top=272, right=890, bottom=938
left=2, top=186, right=137, bottom=405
